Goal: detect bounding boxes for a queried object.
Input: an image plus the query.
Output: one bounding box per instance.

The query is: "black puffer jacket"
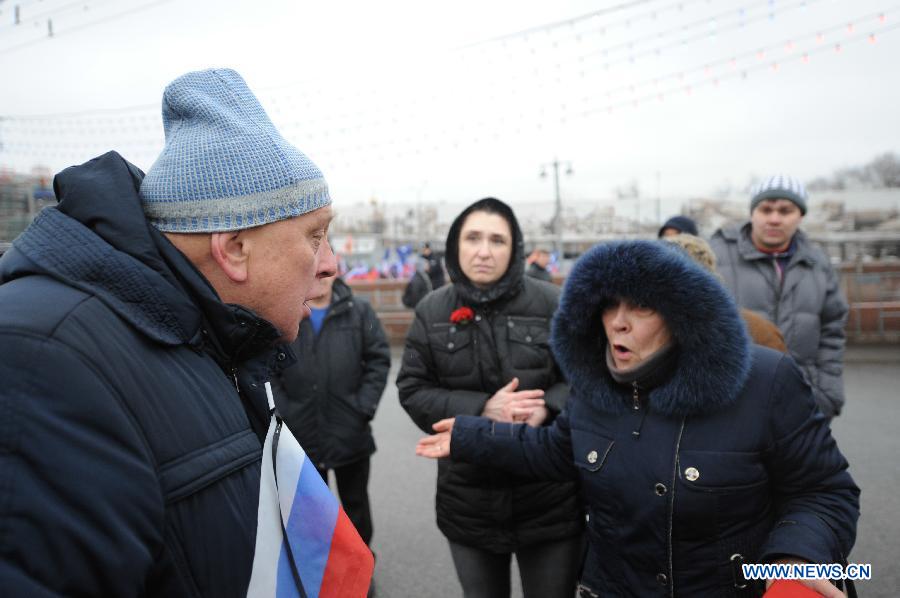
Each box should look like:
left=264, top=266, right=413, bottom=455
left=453, top=241, right=860, bottom=596
left=396, top=198, right=582, bottom=553
left=0, top=153, right=289, bottom=597
left=273, top=278, right=390, bottom=470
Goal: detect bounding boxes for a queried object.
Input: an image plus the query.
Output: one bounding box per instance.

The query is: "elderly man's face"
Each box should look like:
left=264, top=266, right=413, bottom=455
left=243, top=205, right=336, bottom=342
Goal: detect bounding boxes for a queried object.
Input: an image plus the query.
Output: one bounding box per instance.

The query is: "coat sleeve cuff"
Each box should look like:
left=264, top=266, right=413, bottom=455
left=759, top=512, right=844, bottom=565
left=451, top=415, right=515, bottom=463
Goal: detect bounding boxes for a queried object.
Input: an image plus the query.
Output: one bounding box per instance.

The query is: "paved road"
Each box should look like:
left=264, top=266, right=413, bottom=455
left=362, top=348, right=899, bottom=597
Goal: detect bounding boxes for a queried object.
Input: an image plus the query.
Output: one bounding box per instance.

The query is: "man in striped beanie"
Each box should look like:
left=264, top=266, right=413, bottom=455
left=710, top=175, right=848, bottom=419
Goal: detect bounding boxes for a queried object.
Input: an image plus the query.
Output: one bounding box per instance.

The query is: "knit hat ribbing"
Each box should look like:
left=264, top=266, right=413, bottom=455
left=749, top=174, right=808, bottom=215
left=140, top=68, right=330, bottom=232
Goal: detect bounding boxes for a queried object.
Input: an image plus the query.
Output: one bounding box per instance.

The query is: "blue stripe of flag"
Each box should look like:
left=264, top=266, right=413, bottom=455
left=275, top=542, right=303, bottom=598
left=281, top=460, right=339, bottom=598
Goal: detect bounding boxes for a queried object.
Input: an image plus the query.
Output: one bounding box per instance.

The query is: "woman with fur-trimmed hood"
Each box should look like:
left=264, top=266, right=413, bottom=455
left=417, top=240, right=859, bottom=597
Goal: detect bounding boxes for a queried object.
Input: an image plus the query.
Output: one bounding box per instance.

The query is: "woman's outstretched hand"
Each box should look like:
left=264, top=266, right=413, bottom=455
left=416, top=418, right=455, bottom=459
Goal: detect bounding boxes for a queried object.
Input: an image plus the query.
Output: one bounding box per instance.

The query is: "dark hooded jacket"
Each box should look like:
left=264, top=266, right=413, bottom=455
left=396, top=197, right=582, bottom=553
left=273, top=278, right=390, bottom=470
left=0, top=152, right=288, bottom=597
left=451, top=241, right=859, bottom=596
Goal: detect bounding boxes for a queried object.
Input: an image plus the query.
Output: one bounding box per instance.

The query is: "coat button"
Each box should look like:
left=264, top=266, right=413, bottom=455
left=684, top=467, right=700, bottom=482
left=587, top=450, right=598, bottom=464
left=507, top=320, right=515, bottom=328
left=277, top=352, right=286, bottom=361
left=447, top=342, right=455, bottom=349
left=475, top=315, right=482, bottom=322
left=312, top=384, right=318, bottom=391
left=525, top=335, right=532, bottom=342
left=654, top=483, right=667, bottom=496
left=657, top=573, right=668, bottom=585
left=450, top=326, right=456, bottom=333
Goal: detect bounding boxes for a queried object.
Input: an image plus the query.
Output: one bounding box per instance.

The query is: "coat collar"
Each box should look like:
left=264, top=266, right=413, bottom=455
left=551, top=241, right=751, bottom=417
left=1, top=151, right=284, bottom=367
left=732, top=222, right=817, bottom=267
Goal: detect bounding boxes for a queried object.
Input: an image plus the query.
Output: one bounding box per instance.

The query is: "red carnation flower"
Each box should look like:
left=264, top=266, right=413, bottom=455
left=450, top=307, right=475, bottom=324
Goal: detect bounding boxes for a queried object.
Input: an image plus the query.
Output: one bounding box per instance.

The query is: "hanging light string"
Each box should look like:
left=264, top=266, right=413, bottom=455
left=582, top=8, right=896, bottom=113
left=0, top=0, right=174, bottom=55
left=0, top=8, right=896, bottom=170
left=574, top=0, right=828, bottom=66
left=455, top=0, right=662, bottom=49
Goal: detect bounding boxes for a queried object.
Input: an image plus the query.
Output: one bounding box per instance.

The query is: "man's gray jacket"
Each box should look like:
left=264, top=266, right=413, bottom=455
left=710, top=223, right=848, bottom=416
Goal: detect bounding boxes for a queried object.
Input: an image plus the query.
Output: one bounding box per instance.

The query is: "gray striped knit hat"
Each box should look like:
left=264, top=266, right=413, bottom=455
left=749, top=174, right=808, bottom=215
left=140, top=68, right=330, bottom=232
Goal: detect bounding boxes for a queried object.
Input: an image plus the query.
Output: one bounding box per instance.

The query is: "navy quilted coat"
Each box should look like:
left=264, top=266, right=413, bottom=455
left=452, top=241, right=860, bottom=597
left=0, top=152, right=286, bottom=597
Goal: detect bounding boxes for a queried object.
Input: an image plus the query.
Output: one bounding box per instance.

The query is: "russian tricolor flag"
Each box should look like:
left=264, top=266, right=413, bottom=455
left=247, top=387, right=374, bottom=598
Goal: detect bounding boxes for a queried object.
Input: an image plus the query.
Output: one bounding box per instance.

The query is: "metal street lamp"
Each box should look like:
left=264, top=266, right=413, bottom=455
left=539, top=158, right=573, bottom=255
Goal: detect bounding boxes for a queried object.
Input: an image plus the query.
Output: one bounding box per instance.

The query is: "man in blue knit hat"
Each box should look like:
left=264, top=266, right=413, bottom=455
left=710, top=175, right=848, bottom=419
left=0, top=69, right=375, bottom=597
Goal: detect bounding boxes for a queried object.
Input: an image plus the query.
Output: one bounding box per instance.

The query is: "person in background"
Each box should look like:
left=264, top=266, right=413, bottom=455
left=397, top=197, right=583, bottom=598
left=710, top=175, right=849, bottom=418
left=664, top=233, right=787, bottom=352
left=418, top=240, right=859, bottom=598
left=526, top=244, right=553, bottom=282
left=274, top=273, right=391, bottom=552
left=421, top=241, right=447, bottom=289
left=657, top=214, right=699, bottom=238
left=402, top=262, right=434, bottom=309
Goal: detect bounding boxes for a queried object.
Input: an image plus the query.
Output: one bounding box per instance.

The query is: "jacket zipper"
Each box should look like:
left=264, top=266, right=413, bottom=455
left=632, top=382, right=640, bottom=410
left=773, top=257, right=782, bottom=324
left=231, top=366, right=240, bottom=392
left=667, top=417, right=686, bottom=598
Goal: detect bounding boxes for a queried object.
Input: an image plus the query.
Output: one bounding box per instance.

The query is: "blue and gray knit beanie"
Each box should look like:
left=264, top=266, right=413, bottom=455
left=749, top=174, right=808, bottom=215
left=140, top=68, right=330, bottom=232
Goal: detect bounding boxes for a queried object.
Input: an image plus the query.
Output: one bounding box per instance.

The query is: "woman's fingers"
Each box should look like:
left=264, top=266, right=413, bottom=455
left=432, top=417, right=456, bottom=432
left=501, top=377, right=519, bottom=392
left=510, top=398, right=545, bottom=409
left=415, top=433, right=450, bottom=458
left=509, top=389, right=545, bottom=400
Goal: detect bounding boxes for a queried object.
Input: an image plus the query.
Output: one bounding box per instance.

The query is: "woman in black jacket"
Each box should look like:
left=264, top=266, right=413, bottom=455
left=418, top=240, right=860, bottom=597
left=397, top=198, right=584, bottom=598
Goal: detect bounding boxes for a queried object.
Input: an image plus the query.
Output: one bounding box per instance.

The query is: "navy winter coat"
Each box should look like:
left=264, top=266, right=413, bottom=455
left=0, top=153, right=285, bottom=597
left=452, top=241, right=859, bottom=597
left=273, top=278, right=390, bottom=470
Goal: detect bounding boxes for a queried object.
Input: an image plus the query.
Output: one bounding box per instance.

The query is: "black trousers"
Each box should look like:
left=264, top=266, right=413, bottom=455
left=449, top=534, right=584, bottom=598
left=316, top=457, right=373, bottom=546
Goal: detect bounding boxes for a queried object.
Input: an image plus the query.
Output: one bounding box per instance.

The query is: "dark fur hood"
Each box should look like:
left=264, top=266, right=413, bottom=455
left=551, top=240, right=751, bottom=416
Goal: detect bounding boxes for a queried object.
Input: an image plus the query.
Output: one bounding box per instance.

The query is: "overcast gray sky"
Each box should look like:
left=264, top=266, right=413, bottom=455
left=1, top=0, right=898, bottom=219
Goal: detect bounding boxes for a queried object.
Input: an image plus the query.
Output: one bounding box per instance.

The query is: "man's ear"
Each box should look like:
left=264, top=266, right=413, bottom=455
left=209, top=231, right=249, bottom=283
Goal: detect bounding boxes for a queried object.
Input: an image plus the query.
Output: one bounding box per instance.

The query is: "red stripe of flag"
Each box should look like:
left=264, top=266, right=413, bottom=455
left=318, top=507, right=374, bottom=598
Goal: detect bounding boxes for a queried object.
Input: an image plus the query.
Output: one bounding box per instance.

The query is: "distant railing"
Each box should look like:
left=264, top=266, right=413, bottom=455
left=839, top=264, right=900, bottom=342
left=351, top=263, right=900, bottom=345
